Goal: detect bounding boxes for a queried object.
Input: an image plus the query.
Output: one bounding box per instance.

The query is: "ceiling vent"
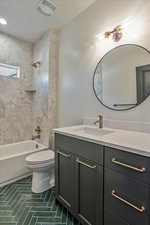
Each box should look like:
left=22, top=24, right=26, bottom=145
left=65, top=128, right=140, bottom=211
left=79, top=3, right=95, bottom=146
left=38, top=0, right=56, bottom=16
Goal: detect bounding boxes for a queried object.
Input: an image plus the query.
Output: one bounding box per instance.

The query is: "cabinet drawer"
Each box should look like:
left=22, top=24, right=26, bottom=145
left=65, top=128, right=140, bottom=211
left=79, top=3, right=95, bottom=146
left=105, top=169, right=150, bottom=225
left=55, top=134, right=103, bottom=165
left=105, top=147, right=150, bottom=185
left=104, top=210, right=129, bottom=225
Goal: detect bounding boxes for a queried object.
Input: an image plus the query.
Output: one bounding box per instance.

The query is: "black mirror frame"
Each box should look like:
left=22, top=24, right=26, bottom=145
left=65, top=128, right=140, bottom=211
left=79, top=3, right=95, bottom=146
left=93, top=44, right=150, bottom=111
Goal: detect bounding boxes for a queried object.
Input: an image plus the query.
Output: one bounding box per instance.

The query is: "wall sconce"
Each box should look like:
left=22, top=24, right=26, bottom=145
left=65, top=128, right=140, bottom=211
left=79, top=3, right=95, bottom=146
left=104, top=25, right=123, bottom=42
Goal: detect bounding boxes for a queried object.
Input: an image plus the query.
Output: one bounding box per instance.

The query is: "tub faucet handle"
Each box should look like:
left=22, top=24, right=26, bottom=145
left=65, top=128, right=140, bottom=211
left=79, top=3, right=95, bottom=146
left=35, top=126, right=41, bottom=134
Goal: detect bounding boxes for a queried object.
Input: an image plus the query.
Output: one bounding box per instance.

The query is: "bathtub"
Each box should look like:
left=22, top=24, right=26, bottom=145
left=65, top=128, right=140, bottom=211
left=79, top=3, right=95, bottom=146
left=0, top=140, right=48, bottom=187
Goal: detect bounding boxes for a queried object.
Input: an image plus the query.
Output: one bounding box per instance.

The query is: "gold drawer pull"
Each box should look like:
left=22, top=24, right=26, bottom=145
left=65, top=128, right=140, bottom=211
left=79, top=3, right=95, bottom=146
left=57, top=151, right=71, bottom=158
left=112, top=190, right=145, bottom=213
left=76, top=158, right=96, bottom=169
left=112, top=158, right=146, bottom=173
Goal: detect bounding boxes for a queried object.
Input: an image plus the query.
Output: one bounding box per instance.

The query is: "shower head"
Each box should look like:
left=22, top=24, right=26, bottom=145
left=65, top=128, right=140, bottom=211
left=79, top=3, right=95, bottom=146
left=32, top=61, right=41, bottom=68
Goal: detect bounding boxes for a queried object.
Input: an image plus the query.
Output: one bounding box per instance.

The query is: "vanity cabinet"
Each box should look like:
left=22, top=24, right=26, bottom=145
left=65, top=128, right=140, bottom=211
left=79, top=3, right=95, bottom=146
left=104, top=210, right=129, bottom=225
left=104, top=146, right=150, bottom=225
left=75, top=156, right=103, bottom=225
left=55, top=133, right=150, bottom=225
left=55, top=133, right=103, bottom=225
left=55, top=149, right=75, bottom=212
left=105, top=146, right=150, bottom=185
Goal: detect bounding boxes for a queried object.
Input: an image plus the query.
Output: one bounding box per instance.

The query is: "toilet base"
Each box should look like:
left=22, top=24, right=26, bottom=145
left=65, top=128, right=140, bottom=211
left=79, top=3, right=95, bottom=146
left=32, top=167, right=55, bottom=193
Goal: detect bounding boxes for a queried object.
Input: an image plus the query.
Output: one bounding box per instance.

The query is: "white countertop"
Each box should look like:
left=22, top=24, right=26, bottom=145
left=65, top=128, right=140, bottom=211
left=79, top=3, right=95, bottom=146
left=53, top=125, right=150, bottom=157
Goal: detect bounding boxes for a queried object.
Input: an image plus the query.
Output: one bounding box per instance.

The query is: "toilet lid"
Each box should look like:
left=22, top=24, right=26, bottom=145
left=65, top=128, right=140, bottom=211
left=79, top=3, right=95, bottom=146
left=26, top=150, right=54, bottom=164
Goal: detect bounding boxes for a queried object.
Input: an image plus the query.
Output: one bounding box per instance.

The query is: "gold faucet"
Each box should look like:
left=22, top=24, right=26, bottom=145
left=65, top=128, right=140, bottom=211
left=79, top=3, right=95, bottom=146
left=94, top=115, right=103, bottom=128
left=32, top=126, right=41, bottom=140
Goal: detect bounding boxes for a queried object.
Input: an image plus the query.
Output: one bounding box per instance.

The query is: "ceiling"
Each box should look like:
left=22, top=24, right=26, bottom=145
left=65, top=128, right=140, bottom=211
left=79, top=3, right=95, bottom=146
left=0, top=0, right=96, bottom=43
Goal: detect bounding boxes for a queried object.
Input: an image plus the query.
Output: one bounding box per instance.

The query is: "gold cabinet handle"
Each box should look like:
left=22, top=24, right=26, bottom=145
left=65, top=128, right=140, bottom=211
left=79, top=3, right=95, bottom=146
left=112, top=190, right=145, bottom=213
left=76, top=158, right=96, bottom=169
left=57, top=151, right=71, bottom=158
left=112, top=158, right=146, bottom=173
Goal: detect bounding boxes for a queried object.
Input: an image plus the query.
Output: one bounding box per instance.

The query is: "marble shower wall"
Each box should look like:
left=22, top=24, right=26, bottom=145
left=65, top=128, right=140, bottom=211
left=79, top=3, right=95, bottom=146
left=32, top=30, right=58, bottom=146
left=0, top=31, right=58, bottom=146
left=0, top=32, right=33, bottom=144
left=32, top=32, right=49, bottom=146
left=48, top=30, right=59, bottom=148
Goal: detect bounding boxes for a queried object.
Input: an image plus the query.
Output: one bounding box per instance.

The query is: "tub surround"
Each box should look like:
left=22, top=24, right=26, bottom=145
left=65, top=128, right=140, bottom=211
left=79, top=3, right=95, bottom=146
left=0, top=32, right=33, bottom=145
left=32, top=32, right=49, bottom=146
left=0, top=30, right=58, bottom=146
left=48, top=30, right=59, bottom=148
left=54, top=125, right=150, bottom=157
left=32, top=30, right=58, bottom=147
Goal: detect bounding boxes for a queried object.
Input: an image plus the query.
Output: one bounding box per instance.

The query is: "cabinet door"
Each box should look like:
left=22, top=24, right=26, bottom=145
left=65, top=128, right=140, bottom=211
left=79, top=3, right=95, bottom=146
left=75, top=157, right=103, bottom=225
left=55, top=150, right=75, bottom=212
left=104, top=210, right=129, bottom=225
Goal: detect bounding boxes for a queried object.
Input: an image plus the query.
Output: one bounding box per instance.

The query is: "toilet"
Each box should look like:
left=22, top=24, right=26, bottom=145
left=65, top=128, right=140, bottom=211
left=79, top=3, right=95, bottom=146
left=25, top=150, right=55, bottom=193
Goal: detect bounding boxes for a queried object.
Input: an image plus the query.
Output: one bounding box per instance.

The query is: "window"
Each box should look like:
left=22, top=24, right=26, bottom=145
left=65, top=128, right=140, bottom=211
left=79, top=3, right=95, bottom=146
left=0, top=63, right=20, bottom=78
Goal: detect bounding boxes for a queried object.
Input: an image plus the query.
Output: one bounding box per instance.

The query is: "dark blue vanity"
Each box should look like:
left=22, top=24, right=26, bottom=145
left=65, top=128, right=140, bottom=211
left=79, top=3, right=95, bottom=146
left=55, top=132, right=150, bottom=225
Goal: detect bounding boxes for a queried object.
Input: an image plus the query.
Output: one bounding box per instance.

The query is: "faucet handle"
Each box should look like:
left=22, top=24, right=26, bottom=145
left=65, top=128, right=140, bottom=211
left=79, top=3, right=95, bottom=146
left=98, top=114, right=103, bottom=119
left=35, top=126, right=41, bottom=134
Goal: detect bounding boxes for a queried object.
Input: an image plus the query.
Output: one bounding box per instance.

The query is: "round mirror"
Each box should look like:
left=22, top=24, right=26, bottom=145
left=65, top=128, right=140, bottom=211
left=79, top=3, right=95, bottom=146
left=93, top=44, right=150, bottom=110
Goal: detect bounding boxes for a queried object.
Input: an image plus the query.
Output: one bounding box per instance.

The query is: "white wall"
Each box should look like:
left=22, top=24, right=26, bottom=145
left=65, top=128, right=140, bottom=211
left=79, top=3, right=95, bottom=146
left=58, top=0, right=150, bottom=130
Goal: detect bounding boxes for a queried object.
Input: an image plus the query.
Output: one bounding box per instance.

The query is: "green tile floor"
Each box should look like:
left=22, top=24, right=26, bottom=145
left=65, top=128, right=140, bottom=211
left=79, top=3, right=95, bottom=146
left=0, top=177, right=79, bottom=225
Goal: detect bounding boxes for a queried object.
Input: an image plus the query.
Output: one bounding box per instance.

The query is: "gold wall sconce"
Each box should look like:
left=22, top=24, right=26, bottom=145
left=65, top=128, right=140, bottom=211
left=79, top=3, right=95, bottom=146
left=104, top=25, right=123, bottom=42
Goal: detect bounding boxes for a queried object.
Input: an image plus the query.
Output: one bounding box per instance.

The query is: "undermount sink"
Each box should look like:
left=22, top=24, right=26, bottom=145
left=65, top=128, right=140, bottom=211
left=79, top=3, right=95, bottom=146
left=72, top=126, right=114, bottom=136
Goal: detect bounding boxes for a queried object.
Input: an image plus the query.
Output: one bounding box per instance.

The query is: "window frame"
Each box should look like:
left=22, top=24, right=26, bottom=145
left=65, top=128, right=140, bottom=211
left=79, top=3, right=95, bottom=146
left=0, top=63, right=20, bottom=78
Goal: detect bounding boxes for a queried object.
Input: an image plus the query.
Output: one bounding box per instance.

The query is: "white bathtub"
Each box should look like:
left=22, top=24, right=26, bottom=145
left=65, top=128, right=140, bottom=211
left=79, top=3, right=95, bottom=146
left=0, top=140, right=48, bottom=187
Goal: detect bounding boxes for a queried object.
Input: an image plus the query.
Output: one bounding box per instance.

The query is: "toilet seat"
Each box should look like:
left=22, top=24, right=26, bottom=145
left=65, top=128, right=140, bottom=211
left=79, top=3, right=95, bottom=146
left=26, top=150, right=54, bottom=165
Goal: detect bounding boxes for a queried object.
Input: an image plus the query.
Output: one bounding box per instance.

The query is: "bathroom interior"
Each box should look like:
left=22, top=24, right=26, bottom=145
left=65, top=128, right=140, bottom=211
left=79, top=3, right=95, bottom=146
left=1, top=0, right=150, bottom=224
